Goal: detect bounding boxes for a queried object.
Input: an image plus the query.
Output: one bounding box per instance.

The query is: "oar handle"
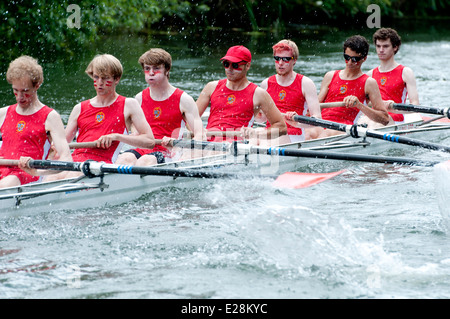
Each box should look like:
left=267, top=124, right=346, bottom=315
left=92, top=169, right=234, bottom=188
left=320, top=102, right=346, bottom=109
left=0, top=159, right=19, bottom=166
left=69, top=139, right=165, bottom=149
left=183, top=130, right=242, bottom=138
left=392, top=103, right=450, bottom=117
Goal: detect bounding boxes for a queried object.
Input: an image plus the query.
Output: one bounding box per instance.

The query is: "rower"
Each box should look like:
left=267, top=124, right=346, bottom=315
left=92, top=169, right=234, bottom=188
left=196, top=45, right=287, bottom=145
left=0, top=56, right=72, bottom=188
left=260, top=39, right=322, bottom=143
left=317, top=35, right=390, bottom=137
left=51, top=54, right=155, bottom=179
left=366, top=28, right=419, bottom=125
left=115, top=48, right=206, bottom=166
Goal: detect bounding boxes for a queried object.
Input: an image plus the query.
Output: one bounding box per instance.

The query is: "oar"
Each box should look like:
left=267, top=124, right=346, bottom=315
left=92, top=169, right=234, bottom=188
left=391, top=103, right=450, bottom=118
left=320, top=102, right=346, bottom=109
left=183, top=130, right=242, bottom=138
left=0, top=159, right=343, bottom=189
left=170, top=139, right=441, bottom=167
left=68, top=139, right=166, bottom=149
left=291, top=114, right=450, bottom=153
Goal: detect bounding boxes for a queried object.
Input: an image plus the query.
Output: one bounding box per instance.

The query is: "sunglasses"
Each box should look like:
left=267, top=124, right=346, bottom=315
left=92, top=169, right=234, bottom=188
left=274, top=56, right=294, bottom=62
left=222, top=61, right=247, bottom=69
left=343, top=54, right=365, bottom=63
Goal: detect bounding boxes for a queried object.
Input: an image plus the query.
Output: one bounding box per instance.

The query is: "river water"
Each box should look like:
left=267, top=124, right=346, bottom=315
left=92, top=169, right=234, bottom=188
left=1, top=23, right=450, bottom=301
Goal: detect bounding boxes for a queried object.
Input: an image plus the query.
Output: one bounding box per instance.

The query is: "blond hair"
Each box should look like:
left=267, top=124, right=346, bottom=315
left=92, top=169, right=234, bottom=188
left=272, top=40, right=299, bottom=60
left=6, top=55, right=44, bottom=87
left=85, top=54, right=123, bottom=79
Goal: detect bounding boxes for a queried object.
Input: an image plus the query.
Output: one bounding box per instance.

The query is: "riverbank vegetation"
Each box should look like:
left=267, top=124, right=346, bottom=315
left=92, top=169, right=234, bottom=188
left=1, top=0, right=449, bottom=64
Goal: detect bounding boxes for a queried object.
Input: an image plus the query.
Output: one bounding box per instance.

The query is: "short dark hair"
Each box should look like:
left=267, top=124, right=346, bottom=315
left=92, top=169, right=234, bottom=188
left=343, top=35, right=370, bottom=57
left=373, top=28, right=402, bottom=54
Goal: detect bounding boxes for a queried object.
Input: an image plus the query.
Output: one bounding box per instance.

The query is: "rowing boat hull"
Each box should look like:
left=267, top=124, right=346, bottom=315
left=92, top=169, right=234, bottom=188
left=1, top=114, right=449, bottom=216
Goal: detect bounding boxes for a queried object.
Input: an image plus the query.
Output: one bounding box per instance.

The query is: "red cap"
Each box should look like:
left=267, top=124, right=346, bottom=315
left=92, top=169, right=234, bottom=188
left=220, top=45, right=252, bottom=63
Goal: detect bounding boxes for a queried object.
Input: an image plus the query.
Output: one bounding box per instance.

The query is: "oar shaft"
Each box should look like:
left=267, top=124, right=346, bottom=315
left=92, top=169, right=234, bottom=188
left=292, top=115, right=347, bottom=132
left=365, top=130, right=450, bottom=153
left=249, top=146, right=439, bottom=167
left=26, top=159, right=278, bottom=180
left=291, top=114, right=450, bottom=153
left=167, top=139, right=440, bottom=167
left=392, top=103, right=450, bottom=117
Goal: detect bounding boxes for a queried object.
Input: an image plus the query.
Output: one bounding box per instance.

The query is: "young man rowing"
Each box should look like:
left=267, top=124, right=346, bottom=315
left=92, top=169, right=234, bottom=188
left=54, top=54, right=154, bottom=179
left=260, top=39, right=322, bottom=143
left=116, top=48, right=205, bottom=166
left=196, top=45, right=287, bottom=144
left=367, top=28, right=419, bottom=124
left=0, top=56, right=72, bottom=188
left=316, top=35, right=389, bottom=137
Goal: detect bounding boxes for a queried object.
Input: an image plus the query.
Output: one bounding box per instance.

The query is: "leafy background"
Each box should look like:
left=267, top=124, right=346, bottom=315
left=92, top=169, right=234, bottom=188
left=1, top=0, right=449, bottom=65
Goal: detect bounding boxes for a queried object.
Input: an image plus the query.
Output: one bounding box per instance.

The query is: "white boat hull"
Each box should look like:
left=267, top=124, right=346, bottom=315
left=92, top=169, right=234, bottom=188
left=1, top=114, right=449, bottom=217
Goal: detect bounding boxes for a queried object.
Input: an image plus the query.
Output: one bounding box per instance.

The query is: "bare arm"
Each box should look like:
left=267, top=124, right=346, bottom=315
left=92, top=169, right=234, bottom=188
left=196, top=81, right=218, bottom=116
left=259, top=78, right=269, bottom=90
left=65, top=103, right=82, bottom=143
left=359, top=78, right=390, bottom=125
left=317, top=71, right=334, bottom=103
left=180, top=92, right=206, bottom=140
left=302, top=76, right=321, bottom=118
left=252, top=87, right=287, bottom=138
left=403, top=67, right=419, bottom=105
left=122, top=97, right=155, bottom=148
left=0, top=106, right=8, bottom=130
left=46, top=110, right=72, bottom=162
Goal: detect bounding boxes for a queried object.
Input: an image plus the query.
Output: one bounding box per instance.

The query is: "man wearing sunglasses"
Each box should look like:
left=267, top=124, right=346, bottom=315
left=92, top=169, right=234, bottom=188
left=367, top=28, right=419, bottom=124
left=196, top=45, right=287, bottom=144
left=260, top=39, right=322, bottom=143
left=318, top=35, right=389, bottom=137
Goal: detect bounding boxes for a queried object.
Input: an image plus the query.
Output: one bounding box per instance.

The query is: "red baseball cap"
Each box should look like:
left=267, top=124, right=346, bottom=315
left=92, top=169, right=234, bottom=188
left=220, top=45, right=252, bottom=63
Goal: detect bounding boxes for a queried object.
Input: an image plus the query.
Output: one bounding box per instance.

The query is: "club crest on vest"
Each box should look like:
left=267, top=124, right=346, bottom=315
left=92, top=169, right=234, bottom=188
left=153, top=107, right=162, bottom=119
left=278, top=90, right=287, bottom=101
left=95, top=112, right=105, bottom=123
left=16, top=121, right=26, bottom=133
left=226, top=95, right=236, bottom=105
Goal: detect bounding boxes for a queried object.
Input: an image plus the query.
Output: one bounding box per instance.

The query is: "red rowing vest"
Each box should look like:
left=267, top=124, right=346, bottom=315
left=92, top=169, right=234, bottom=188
left=372, top=65, right=406, bottom=122
left=72, top=95, right=127, bottom=163
left=207, top=79, right=257, bottom=134
left=322, top=70, right=368, bottom=125
left=135, top=87, right=185, bottom=156
left=266, top=73, right=305, bottom=135
left=0, top=104, right=52, bottom=160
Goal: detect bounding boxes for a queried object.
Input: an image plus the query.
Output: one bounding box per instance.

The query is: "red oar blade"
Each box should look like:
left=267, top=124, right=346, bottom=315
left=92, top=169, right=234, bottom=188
left=272, top=170, right=346, bottom=189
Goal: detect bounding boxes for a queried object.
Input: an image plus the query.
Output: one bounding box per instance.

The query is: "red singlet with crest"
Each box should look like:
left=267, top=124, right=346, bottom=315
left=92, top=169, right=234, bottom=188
left=71, top=95, right=127, bottom=163
left=371, top=65, right=407, bottom=122
left=0, top=104, right=52, bottom=184
left=207, top=79, right=257, bottom=141
left=321, top=70, right=369, bottom=125
left=134, top=87, right=185, bottom=157
left=266, top=73, right=305, bottom=135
